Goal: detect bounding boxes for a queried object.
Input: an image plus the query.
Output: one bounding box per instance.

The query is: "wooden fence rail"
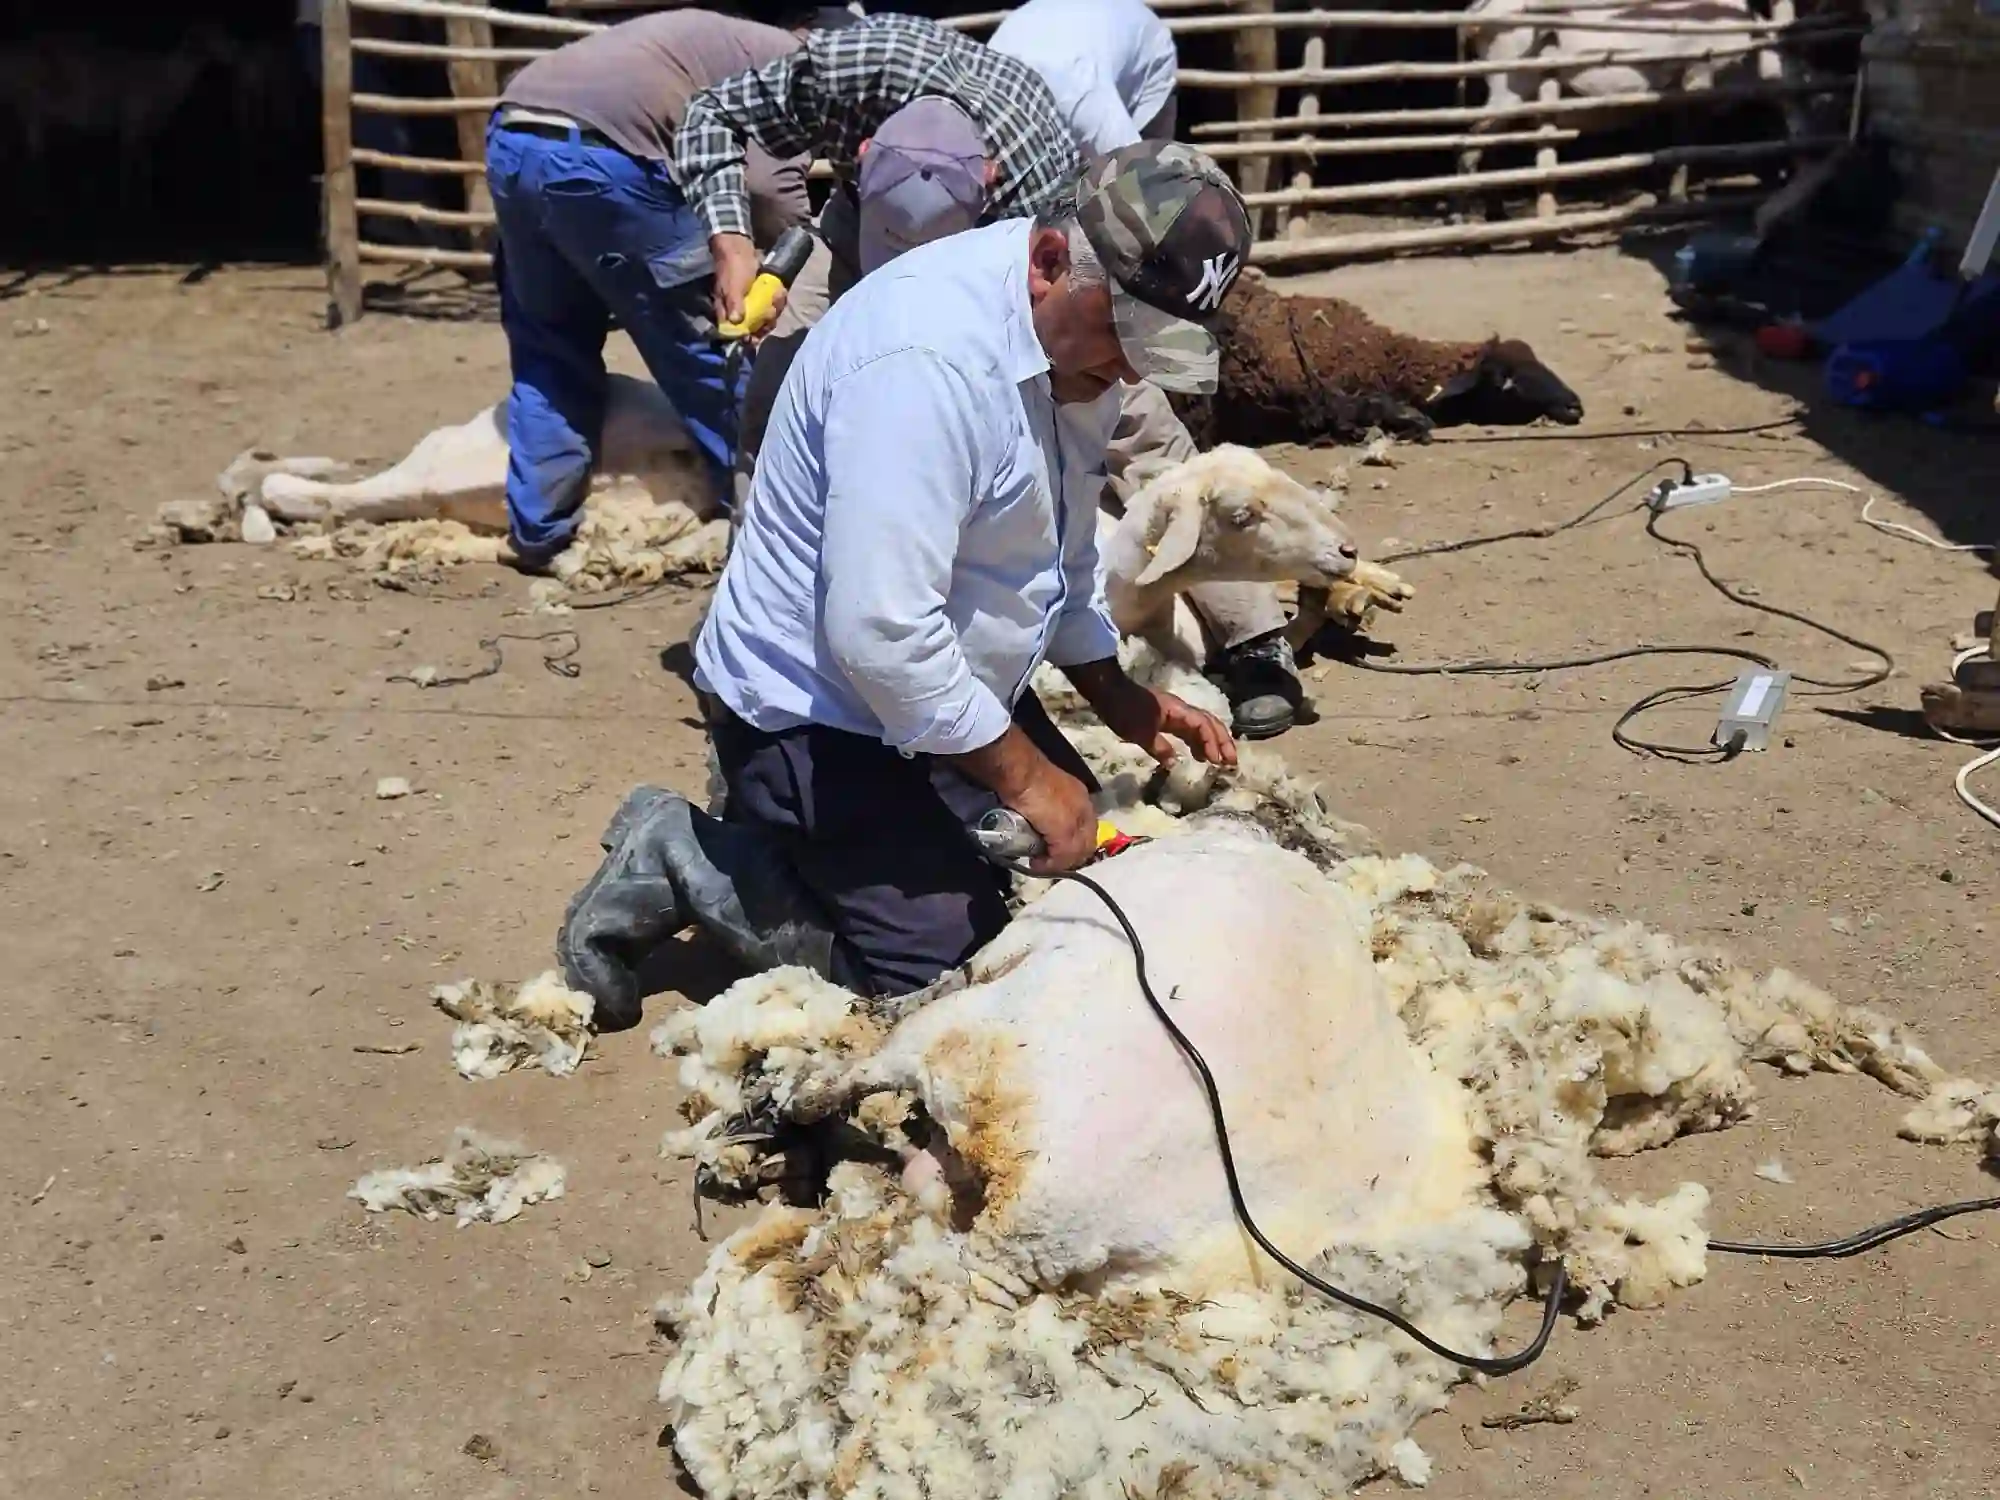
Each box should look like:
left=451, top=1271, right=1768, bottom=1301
left=320, top=0, right=1859, bottom=324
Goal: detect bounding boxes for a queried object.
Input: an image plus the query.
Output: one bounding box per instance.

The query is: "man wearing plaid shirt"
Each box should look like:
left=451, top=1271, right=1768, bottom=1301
left=677, top=10, right=1305, bottom=743
left=674, top=11, right=1080, bottom=322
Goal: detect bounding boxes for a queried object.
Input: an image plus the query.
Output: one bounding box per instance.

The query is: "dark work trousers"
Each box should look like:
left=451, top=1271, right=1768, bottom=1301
left=485, top=116, right=745, bottom=562
left=707, top=692, right=1101, bottom=999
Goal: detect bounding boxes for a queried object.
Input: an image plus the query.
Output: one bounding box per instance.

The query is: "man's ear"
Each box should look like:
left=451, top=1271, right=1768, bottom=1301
left=858, top=137, right=872, bottom=161
left=984, top=159, right=998, bottom=189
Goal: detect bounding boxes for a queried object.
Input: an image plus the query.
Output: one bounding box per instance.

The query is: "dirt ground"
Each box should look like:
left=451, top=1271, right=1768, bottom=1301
left=4, top=246, right=1997, bottom=1500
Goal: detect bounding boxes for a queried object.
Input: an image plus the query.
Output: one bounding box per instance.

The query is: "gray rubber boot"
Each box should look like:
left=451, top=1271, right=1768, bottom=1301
left=1216, top=630, right=1306, bottom=742
left=557, top=787, right=839, bottom=1029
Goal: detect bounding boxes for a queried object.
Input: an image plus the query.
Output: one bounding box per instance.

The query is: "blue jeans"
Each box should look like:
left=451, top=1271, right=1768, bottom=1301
left=485, top=117, right=742, bottom=562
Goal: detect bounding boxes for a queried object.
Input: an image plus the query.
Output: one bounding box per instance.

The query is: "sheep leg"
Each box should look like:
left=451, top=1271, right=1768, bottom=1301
left=257, top=406, right=514, bottom=531
left=1302, top=562, right=1417, bottom=642
left=1328, top=561, right=1415, bottom=626
left=216, top=447, right=346, bottom=505
left=1360, top=391, right=1436, bottom=441
left=1283, top=586, right=1331, bottom=653
left=1286, top=563, right=1415, bottom=650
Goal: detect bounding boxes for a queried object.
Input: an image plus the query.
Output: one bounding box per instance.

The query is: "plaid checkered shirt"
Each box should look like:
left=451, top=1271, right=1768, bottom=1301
left=673, top=12, right=1083, bottom=241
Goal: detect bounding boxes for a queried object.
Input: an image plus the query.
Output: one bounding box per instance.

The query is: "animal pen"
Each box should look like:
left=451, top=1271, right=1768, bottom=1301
left=317, top=0, right=1870, bottom=324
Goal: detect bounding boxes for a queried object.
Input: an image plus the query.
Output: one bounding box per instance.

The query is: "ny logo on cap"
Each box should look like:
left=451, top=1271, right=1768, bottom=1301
left=1185, top=251, right=1241, bottom=312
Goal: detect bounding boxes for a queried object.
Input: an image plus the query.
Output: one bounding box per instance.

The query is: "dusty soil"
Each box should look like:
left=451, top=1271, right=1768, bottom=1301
left=4, top=248, right=1997, bottom=1500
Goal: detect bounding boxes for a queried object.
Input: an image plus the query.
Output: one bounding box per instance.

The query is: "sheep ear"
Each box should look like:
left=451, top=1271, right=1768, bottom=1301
left=1115, top=449, right=1182, bottom=503
left=1135, top=491, right=1206, bottom=587
left=1431, top=366, right=1483, bottom=403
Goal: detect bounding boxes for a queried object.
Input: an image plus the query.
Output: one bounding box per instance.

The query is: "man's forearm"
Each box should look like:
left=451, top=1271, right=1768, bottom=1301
left=943, top=722, right=1057, bottom=804
left=674, top=103, right=754, bottom=239
left=1059, top=657, right=1146, bottom=719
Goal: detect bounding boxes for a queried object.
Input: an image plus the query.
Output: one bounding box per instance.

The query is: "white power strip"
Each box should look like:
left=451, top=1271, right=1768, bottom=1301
left=1648, top=473, right=1734, bottom=512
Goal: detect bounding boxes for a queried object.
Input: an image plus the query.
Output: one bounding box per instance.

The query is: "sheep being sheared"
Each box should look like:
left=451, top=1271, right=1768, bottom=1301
left=152, top=374, right=726, bottom=595
left=257, top=372, right=708, bottom=532
left=651, top=792, right=1993, bottom=1500
left=1017, top=444, right=1411, bottom=813
left=1173, top=273, right=1586, bottom=448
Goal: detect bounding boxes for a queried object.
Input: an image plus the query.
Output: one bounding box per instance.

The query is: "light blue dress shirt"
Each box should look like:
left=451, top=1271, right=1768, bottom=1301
left=693, top=218, right=1124, bottom=758
left=988, top=0, right=1179, bottom=155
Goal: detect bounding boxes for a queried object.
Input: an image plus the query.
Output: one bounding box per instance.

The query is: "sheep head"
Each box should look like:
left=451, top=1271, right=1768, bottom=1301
left=1422, top=338, right=1584, bottom=428
left=1120, top=446, right=1358, bottom=596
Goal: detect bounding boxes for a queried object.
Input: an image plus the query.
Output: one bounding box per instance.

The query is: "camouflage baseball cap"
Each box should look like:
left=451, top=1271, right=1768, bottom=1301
left=1075, top=141, right=1254, bottom=394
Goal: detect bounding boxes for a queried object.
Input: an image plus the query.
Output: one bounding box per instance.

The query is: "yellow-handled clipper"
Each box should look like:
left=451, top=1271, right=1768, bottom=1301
left=716, top=224, right=818, bottom=341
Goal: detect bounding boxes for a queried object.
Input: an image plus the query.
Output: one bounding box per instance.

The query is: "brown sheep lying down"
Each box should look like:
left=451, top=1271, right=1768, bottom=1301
left=1174, top=275, right=1585, bottom=448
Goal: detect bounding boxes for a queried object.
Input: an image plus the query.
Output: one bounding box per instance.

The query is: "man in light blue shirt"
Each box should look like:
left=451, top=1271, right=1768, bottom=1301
left=989, top=0, right=1181, bottom=155
left=556, top=142, right=1251, bottom=1013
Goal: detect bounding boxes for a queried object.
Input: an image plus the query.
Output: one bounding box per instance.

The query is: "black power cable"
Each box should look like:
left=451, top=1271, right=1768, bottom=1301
left=1428, top=416, right=1804, bottom=445
left=1008, top=857, right=2000, bottom=1376
left=388, top=628, right=582, bottom=688
left=1344, top=459, right=1897, bottom=760
left=1039, top=863, right=1566, bottom=1375
left=1711, top=1196, right=2000, bottom=1259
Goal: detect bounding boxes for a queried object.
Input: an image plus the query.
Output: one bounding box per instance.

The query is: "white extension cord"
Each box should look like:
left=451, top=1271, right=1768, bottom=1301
left=1646, top=470, right=1999, bottom=829
left=1940, top=645, right=2000, bottom=831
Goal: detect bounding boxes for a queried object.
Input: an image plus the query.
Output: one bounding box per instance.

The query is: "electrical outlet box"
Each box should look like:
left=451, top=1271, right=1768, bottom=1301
left=1715, top=669, right=1790, bottom=751
left=1649, top=473, right=1733, bottom=512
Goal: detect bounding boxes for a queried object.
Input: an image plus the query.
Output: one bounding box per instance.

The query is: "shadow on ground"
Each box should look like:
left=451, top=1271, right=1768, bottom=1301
left=1616, top=209, right=2000, bottom=576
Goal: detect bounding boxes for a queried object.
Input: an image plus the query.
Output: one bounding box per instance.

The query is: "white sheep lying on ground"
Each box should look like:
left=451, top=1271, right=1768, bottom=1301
left=254, top=372, right=705, bottom=533
left=650, top=721, right=1995, bottom=1499
left=156, top=382, right=1412, bottom=627
left=151, top=373, right=726, bottom=594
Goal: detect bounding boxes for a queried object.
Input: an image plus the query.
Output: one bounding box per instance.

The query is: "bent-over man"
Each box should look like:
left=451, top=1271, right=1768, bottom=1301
left=989, top=0, right=1181, bottom=155
left=684, top=12, right=1307, bottom=739
left=483, top=5, right=837, bottom=569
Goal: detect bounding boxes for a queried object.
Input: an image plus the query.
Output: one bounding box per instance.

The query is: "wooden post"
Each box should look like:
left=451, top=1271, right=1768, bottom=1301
left=323, top=0, right=364, bottom=327
left=1284, top=33, right=1325, bottom=241
left=1535, top=78, right=1561, bottom=218
left=443, top=13, right=499, bottom=263
left=1233, top=0, right=1281, bottom=240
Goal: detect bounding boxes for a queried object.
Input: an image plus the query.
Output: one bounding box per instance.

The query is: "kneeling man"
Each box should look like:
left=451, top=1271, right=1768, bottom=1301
left=559, top=142, right=1246, bottom=1014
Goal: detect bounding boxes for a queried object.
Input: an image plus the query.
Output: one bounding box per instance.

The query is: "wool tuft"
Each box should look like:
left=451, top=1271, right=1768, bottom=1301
left=349, top=1126, right=566, bottom=1226
left=433, top=970, right=594, bottom=1079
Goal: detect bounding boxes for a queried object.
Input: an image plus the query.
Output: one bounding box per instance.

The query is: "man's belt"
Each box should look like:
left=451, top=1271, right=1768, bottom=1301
left=493, top=103, right=618, bottom=151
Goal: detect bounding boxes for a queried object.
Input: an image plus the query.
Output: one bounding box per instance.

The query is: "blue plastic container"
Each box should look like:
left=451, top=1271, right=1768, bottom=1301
left=1823, top=337, right=1966, bottom=412
left=1669, top=230, right=1762, bottom=301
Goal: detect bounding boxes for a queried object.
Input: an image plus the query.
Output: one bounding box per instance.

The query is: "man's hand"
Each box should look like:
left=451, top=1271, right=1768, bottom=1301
left=710, top=232, right=769, bottom=330
left=947, top=721, right=1098, bottom=874
left=1011, top=760, right=1099, bottom=875
left=1062, top=660, right=1237, bottom=770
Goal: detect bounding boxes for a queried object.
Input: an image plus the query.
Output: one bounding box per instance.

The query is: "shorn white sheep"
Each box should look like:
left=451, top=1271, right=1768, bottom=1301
left=640, top=675, right=1999, bottom=1500
left=152, top=373, right=728, bottom=595
left=155, top=382, right=1412, bottom=631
